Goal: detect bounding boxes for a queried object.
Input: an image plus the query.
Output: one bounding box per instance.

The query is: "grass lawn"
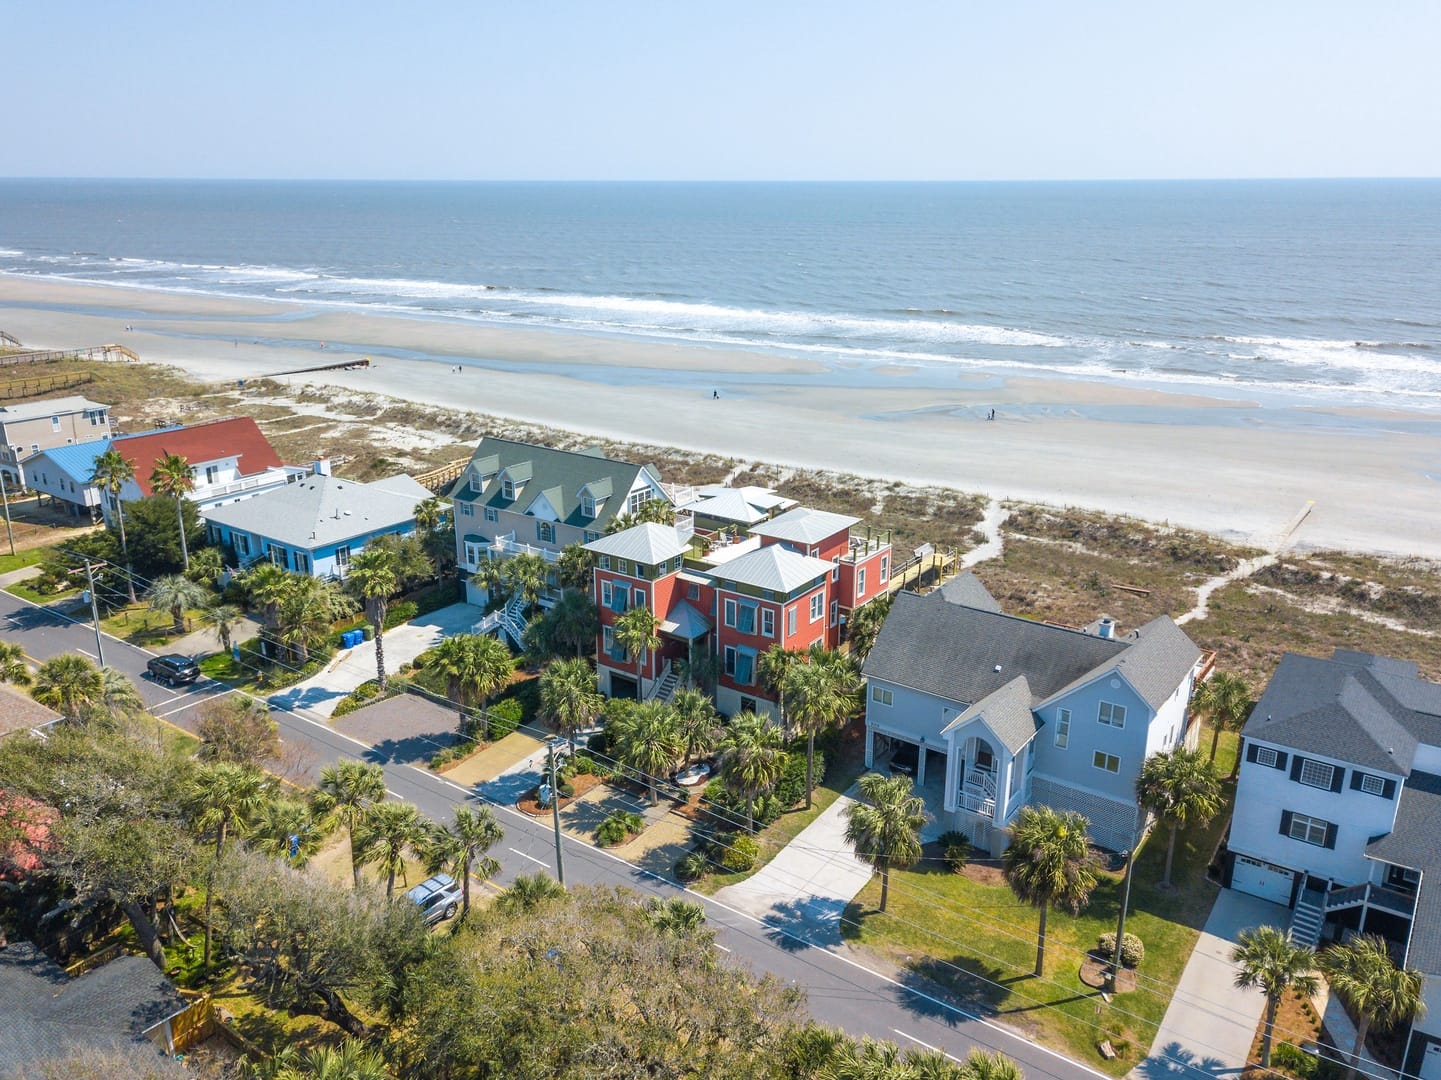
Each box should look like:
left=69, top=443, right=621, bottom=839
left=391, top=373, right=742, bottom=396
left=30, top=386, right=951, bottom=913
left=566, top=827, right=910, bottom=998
left=0, top=545, right=48, bottom=575
left=4, top=580, right=80, bottom=604
left=840, top=724, right=1241, bottom=1076
left=100, top=602, right=210, bottom=646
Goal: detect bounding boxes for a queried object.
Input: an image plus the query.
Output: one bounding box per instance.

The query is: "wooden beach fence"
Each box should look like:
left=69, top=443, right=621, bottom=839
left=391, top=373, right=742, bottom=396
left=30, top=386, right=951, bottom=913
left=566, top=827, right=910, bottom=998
left=0, top=343, right=139, bottom=367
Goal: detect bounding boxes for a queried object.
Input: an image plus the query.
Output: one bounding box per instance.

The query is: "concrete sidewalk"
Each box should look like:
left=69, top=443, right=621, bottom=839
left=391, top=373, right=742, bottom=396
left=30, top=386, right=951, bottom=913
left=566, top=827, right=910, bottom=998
left=712, top=787, right=873, bottom=943
left=1130, top=889, right=1289, bottom=1080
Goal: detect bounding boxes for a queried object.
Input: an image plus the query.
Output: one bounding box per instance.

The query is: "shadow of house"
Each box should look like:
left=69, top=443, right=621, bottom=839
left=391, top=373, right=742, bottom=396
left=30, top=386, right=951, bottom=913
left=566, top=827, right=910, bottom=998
left=0, top=939, right=190, bottom=1076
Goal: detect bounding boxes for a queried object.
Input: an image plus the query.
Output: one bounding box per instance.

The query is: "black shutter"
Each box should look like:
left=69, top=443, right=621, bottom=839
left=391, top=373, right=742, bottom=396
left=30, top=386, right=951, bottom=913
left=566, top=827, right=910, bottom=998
left=1290, top=756, right=1305, bottom=782
left=1274, top=751, right=1288, bottom=772
left=1331, top=767, right=1345, bottom=793
left=1280, top=810, right=1294, bottom=836
left=1383, top=779, right=1397, bottom=800
left=1324, top=822, right=1338, bottom=849
left=1351, top=771, right=1365, bottom=791
left=1246, top=742, right=1260, bottom=764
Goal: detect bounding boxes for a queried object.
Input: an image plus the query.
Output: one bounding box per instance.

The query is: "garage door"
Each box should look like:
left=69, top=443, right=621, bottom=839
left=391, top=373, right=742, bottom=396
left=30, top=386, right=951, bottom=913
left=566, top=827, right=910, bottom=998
left=1232, top=855, right=1296, bottom=905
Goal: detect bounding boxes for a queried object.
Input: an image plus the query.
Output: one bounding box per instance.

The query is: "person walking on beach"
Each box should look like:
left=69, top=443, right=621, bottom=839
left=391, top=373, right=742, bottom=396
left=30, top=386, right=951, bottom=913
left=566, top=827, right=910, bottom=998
left=713, top=389, right=719, bottom=399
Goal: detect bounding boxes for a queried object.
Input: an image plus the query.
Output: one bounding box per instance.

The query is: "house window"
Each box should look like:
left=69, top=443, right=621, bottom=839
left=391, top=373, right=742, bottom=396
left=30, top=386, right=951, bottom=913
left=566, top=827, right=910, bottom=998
left=761, top=608, right=775, bottom=637
left=830, top=600, right=838, bottom=626
left=627, top=489, right=651, bottom=516
left=602, top=626, right=627, bottom=663
left=615, top=559, right=630, bottom=575
left=787, top=606, right=797, bottom=636
left=536, top=521, right=555, bottom=543
left=724, top=646, right=755, bottom=686
left=336, top=545, right=351, bottom=568
left=832, top=556, right=840, bottom=582
left=1098, top=701, right=1126, bottom=728
left=1288, top=812, right=1331, bottom=847
left=1359, top=774, right=1387, bottom=797
left=295, top=552, right=311, bottom=574
left=687, top=583, right=700, bottom=601
left=205, top=465, right=219, bottom=484
left=1054, top=708, right=1071, bottom=749
left=872, top=686, right=893, bottom=706
left=460, top=502, right=473, bottom=517
left=584, top=530, right=600, bottom=543
left=484, top=507, right=498, bottom=522
left=880, top=554, right=889, bottom=582
left=270, top=546, right=288, bottom=568
left=724, top=598, right=736, bottom=628
left=735, top=602, right=757, bottom=635
left=809, top=593, right=824, bottom=622
left=633, top=588, right=646, bottom=609
left=1255, top=747, right=1279, bottom=768
left=235, top=534, right=250, bottom=556
left=469, top=472, right=484, bottom=493
left=635, top=563, right=649, bottom=580
left=857, top=567, right=866, bottom=595
left=50, top=416, right=60, bottom=431
left=599, top=555, right=611, bottom=570
left=1092, top=751, right=1120, bottom=774
left=502, top=478, right=518, bottom=500
left=464, top=541, right=484, bottom=567
left=581, top=493, right=596, bottom=519
left=1299, top=760, right=1335, bottom=790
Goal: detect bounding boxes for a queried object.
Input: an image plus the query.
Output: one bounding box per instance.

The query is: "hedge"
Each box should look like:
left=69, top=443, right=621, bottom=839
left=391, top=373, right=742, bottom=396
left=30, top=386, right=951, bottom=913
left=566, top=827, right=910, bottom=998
left=1096, top=931, right=1145, bottom=969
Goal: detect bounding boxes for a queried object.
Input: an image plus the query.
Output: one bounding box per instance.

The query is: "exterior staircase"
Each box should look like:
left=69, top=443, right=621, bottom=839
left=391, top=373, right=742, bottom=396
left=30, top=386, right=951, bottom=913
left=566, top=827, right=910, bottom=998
left=1289, top=885, right=1326, bottom=948
left=647, top=662, right=680, bottom=704
left=473, top=594, right=528, bottom=650
left=961, top=768, right=996, bottom=818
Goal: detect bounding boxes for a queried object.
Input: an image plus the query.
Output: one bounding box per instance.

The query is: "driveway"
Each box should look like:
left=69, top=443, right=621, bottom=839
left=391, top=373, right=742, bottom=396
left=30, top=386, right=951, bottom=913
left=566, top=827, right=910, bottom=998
left=330, top=692, right=459, bottom=764
left=713, top=786, right=875, bottom=943
left=1130, top=888, right=1289, bottom=1080
left=267, top=602, right=484, bottom=716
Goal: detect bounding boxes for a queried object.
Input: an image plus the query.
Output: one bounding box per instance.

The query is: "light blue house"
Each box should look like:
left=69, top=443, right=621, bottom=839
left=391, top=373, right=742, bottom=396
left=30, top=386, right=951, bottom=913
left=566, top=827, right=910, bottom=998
left=862, top=574, right=1206, bottom=854
left=202, top=466, right=430, bottom=578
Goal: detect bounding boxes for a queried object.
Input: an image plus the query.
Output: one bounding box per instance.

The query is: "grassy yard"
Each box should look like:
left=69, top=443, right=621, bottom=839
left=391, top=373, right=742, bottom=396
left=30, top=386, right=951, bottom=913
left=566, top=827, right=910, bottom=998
left=0, top=545, right=49, bottom=575
left=4, top=579, right=80, bottom=604
left=840, top=723, right=1241, bottom=1076
left=100, top=602, right=210, bottom=646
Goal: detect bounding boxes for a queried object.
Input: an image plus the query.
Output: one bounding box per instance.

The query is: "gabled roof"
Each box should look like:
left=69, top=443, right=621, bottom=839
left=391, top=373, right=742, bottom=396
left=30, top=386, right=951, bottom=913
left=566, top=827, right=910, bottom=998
left=0, top=396, right=109, bottom=424
left=1036, top=615, right=1202, bottom=712
left=659, top=600, right=712, bottom=640
left=863, top=590, right=1139, bottom=709
left=457, top=437, right=663, bottom=532
left=584, top=523, right=691, bottom=565
left=1365, top=772, right=1441, bottom=972
left=21, top=437, right=112, bottom=484
left=942, top=675, right=1039, bottom=753
left=203, top=473, right=426, bottom=550
left=693, top=483, right=796, bottom=512
left=0, top=685, right=61, bottom=738
left=0, top=940, right=187, bottom=1075
left=1243, top=651, right=1437, bottom=774
left=713, top=544, right=833, bottom=594
left=112, top=417, right=284, bottom=496
left=749, top=506, right=860, bottom=546
left=936, top=571, right=1003, bottom=613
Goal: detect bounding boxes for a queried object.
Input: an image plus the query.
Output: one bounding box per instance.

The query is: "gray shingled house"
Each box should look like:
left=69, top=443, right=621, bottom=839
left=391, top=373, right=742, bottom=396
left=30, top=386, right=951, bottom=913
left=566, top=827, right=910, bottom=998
left=861, top=574, right=1205, bottom=853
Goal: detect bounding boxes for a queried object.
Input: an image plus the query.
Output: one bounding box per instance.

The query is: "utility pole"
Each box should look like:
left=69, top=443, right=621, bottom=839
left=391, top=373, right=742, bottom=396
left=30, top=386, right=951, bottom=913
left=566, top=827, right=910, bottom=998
left=0, top=466, right=14, bottom=557
left=83, top=559, right=105, bottom=668
left=1108, top=810, right=1144, bottom=993
left=548, top=743, right=566, bottom=888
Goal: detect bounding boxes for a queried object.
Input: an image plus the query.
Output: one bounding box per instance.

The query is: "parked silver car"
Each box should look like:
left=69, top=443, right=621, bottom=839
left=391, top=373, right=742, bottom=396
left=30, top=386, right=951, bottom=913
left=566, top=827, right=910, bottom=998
left=406, top=873, right=462, bottom=925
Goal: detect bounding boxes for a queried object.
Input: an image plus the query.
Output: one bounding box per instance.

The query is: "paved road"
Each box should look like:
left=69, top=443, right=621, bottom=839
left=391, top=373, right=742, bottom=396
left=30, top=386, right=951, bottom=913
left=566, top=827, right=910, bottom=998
left=0, top=589, right=1105, bottom=1080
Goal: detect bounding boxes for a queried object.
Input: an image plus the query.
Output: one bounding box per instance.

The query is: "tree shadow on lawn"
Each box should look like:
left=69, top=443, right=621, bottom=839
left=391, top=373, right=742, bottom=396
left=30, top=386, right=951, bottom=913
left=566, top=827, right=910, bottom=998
left=887, top=955, right=1013, bottom=1025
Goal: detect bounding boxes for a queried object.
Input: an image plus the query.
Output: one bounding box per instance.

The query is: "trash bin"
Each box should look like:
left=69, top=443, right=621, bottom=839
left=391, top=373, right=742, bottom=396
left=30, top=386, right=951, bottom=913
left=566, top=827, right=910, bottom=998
left=362, top=625, right=374, bottom=641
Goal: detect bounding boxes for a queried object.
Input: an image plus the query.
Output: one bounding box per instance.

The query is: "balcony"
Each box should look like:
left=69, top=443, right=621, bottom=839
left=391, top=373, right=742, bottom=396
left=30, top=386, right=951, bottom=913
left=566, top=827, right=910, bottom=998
left=839, top=530, right=891, bottom=563
left=959, top=766, right=997, bottom=818
left=196, top=467, right=298, bottom=501
left=492, top=533, right=561, bottom=563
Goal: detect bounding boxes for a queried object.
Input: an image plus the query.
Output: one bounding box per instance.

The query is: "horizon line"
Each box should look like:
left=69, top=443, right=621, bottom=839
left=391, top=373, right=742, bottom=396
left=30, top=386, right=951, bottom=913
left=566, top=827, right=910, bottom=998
left=3, top=175, right=1441, bottom=185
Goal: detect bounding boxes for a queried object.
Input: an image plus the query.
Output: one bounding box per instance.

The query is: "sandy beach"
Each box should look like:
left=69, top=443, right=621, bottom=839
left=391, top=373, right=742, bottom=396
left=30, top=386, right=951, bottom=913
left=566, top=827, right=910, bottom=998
left=3, top=275, right=1440, bottom=558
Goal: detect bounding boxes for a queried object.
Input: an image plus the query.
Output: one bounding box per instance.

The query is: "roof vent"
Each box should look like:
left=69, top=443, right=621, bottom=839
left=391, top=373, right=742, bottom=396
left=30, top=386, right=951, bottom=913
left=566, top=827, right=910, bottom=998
left=994, top=664, right=1002, bottom=673
left=1097, top=617, right=1116, bottom=640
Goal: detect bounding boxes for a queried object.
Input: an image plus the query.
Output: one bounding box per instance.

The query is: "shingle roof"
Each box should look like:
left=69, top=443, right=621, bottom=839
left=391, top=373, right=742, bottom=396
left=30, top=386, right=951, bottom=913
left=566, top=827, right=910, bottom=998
left=113, top=417, right=284, bottom=495
left=714, top=545, right=833, bottom=594
left=584, top=523, right=691, bottom=565
left=942, top=675, right=1039, bottom=753
left=0, top=685, right=61, bottom=738
left=936, top=571, right=1003, bottom=613
left=1036, top=615, right=1202, bottom=712
left=21, top=438, right=112, bottom=484
left=203, top=473, right=426, bottom=550
left=455, top=437, right=663, bottom=532
left=0, top=940, right=187, bottom=1074
left=1243, top=653, right=1424, bottom=774
left=749, top=506, right=859, bottom=546
left=863, top=590, right=1133, bottom=707
left=1365, top=772, right=1441, bottom=971
left=0, top=396, right=109, bottom=423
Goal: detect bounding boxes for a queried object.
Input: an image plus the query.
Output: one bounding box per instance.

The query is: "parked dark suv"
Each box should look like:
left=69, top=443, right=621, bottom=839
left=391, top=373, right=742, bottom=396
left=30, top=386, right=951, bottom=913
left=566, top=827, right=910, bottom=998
left=146, top=654, right=200, bottom=687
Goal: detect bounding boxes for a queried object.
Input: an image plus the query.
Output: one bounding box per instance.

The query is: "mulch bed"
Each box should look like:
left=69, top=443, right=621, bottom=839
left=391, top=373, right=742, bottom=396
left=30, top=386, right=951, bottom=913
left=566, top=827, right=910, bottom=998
left=515, top=773, right=602, bottom=816
left=1078, top=955, right=1138, bottom=993
left=1240, top=988, right=1325, bottom=1077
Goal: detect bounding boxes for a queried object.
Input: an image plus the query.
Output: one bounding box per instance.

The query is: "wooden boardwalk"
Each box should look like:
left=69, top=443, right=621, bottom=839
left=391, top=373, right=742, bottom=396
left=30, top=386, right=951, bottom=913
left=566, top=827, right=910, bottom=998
left=0, top=343, right=138, bottom=366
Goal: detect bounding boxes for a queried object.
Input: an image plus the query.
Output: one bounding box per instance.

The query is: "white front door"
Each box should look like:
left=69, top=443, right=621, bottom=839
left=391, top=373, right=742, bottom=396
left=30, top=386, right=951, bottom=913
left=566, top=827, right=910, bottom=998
left=1232, top=855, right=1296, bottom=905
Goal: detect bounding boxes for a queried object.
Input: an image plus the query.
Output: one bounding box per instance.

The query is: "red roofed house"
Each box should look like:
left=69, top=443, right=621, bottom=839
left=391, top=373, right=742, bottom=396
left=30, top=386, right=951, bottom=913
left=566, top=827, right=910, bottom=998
left=93, top=417, right=307, bottom=525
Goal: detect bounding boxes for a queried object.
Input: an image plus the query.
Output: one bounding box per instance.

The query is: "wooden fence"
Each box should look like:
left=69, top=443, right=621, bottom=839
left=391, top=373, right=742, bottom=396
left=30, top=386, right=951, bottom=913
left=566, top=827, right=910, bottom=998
left=0, top=371, right=96, bottom=400
left=413, top=456, right=470, bottom=493
left=0, top=343, right=139, bottom=366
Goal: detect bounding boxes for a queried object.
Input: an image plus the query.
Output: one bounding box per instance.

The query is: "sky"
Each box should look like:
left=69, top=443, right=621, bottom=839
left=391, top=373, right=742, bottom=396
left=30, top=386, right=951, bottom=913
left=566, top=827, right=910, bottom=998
left=6, top=1, right=1440, bottom=181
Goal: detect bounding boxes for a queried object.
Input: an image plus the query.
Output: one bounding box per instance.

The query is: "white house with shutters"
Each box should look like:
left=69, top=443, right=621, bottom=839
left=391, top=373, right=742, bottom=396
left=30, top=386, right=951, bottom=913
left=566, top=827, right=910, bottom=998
left=1227, top=649, right=1441, bottom=1080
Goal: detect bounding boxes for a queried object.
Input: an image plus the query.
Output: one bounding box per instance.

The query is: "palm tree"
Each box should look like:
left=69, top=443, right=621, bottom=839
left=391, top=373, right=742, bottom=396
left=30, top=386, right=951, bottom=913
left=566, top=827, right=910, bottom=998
left=643, top=896, right=707, bottom=937
left=312, top=759, right=387, bottom=888
left=959, top=1049, right=1025, bottom=1080
left=345, top=546, right=399, bottom=688
left=844, top=593, right=893, bottom=662
left=613, top=700, right=683, bottom=803
left=209, top=603, right=242, bottom=653
left=1231, top=926, right=1320, bottom=1068
left=149, top=451, right=195, bottom=570
left=504, top=552, right=551, bottom=617
left=99, top=666, right=146, bottom=722
left=539, top=657, right=603, bottom=747
left=146, top=572, right=209, bottom=635
left=0, top=641, right=31, bottom=686
left=278, top=575, right=356, bottom=662
left=671, top=687, right=719, bottom=765
left=1135, top=747, right=1225, bottom=888
left=31, top=654, right=104, bottom=721
left=787, top=650, right=860, bottom=809
left=494, top=871, right=567, bottom=915
left=1003, top=806, right=1098, bottom=977
left=758, top=644, right=803, bottom=736
left=614, top=603, right=661, bottom=692
left=246, top=1039, right=390, bottom=1080
left=1194, top=672, right=1253, bottom=774
left=461, top=633, right=514, bottom=740
left=842, top=771, right=928, bottom=913
left=546, top=589, right=600, bottom=657
left=470, top=556, right=506, bottom=600
left=190, top=762, right=274, bottom=970
left=89, top=448, right=138, bottom=601
left=718, top=712, right=788, bottom=831
left=244, top=563, right=290, bottom=629
left=557, top=542, right=596, bottom=592
left=1321, top=934, right=1425, bottom=1080
left=413, top=497, right=446, bottom=532
left=355, top=800, right=429, bottom=899
left=424, top=805, right=504, bottom=920
left=186, top=546, right=224, bottom=588
left=249, top=796, right=332, bottom=867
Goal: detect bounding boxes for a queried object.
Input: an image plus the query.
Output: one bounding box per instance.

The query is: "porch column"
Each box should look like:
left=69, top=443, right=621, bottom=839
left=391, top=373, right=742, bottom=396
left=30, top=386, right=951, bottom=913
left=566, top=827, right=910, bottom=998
left=864, top=727, right=874, bottom=768
left=916, top=740, right=927, bottom=786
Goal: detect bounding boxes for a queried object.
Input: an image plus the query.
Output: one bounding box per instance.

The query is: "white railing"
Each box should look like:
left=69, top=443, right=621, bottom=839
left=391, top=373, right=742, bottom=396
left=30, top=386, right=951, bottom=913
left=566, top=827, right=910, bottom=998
left=646, top=661, right=675, bottom=702
left=960, top=768, right=997, bottom=818
left=493, top=533, right=561, bottom=563
left=664, top=483, right=699, bottom=507
left=198, top=468, right=294, bottom=500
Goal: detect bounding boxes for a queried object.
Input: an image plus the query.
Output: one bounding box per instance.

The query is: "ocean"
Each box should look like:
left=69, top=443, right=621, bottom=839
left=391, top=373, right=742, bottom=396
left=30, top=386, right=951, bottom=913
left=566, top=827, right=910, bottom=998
left=1, top=178, right=1439, bottom=408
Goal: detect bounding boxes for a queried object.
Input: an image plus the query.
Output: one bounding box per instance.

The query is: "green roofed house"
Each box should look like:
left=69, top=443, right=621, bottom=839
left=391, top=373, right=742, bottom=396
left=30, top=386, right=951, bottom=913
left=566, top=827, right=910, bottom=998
left=451, top=436, right=669, bottom=609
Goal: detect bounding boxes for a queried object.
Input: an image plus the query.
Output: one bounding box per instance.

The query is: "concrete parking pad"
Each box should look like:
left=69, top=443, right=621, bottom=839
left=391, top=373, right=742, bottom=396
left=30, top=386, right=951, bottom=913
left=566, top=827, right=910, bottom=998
left=559, top=783, right=652, bottom=842
left=441, top=730, right=547, bottom=790
left=330, top=693, right=459, bottom=763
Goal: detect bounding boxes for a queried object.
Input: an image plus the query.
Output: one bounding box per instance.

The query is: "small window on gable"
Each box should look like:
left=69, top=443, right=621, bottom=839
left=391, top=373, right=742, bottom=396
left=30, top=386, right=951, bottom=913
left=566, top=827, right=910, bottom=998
left=871, top=685, right=893, bottom=706
left=581, top=493, right=596, bottom=519
left=1098, top=701, right=1126, bottom=728
left=1255, top=747, right=1279, bottom=768
left=1054, top=708, right=1071, bottom=749
left=502, top=478, right=517, bottom=500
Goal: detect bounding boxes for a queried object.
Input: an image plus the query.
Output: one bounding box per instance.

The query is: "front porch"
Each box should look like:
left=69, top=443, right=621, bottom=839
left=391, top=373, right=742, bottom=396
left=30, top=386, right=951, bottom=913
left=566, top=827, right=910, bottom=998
left=1287, top=863, right=1418, bottom=952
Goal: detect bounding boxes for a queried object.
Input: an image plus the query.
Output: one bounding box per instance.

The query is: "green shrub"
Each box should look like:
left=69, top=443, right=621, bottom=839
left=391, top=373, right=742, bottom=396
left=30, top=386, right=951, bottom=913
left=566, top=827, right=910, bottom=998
left=718, top=834, right=760, bottom=872
left=330, top=679, right=395, bottom=718
left=585, top=730, right=609, bottom=756
left=675, top=850, right=710, bottom=882
left=487, top=697, right=524, bottom=739
left=774, top=749, right=826, bottom=807
left=382, top=600, right=419, bottom=630
left=1271, top=1043, right=1318, bottom=1079
left=569, top=752, right=613, bottom=780
left=429, top=738, right=476, bottom=770
left=1096, top=931, right=1145, bottom=969
left=595, top=810, right=645, bottom=847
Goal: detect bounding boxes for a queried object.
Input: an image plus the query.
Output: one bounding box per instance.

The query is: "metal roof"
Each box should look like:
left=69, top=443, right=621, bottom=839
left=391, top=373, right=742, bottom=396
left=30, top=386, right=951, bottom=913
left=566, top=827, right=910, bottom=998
left=749, top=506, right=860, bottom=545
left=677, top=488, right=769, bottom=526
left=21, top=437, right=112, bottom=483
left=659, top=600, right=713, bottom=640
left=713, top=544, right=833, bottom=594
left=0, top=396, right=109, bottom=423
left=203, top=473, right=428, bottom=550
left=584, top=523, right=691, bottom=564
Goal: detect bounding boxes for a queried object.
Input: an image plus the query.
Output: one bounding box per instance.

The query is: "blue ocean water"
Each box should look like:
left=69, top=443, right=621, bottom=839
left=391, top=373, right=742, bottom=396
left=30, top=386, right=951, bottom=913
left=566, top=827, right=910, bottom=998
left=1, top=178, right=1439, bottom=406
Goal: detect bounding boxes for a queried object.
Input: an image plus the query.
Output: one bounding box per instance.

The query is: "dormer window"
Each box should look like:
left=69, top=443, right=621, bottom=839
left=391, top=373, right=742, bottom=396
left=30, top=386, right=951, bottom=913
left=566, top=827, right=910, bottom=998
left=581, top=493, right=596, bottom=519
left=469, top=471, right=484, bottom=494
left=502, top=478, right=519, bottom=500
